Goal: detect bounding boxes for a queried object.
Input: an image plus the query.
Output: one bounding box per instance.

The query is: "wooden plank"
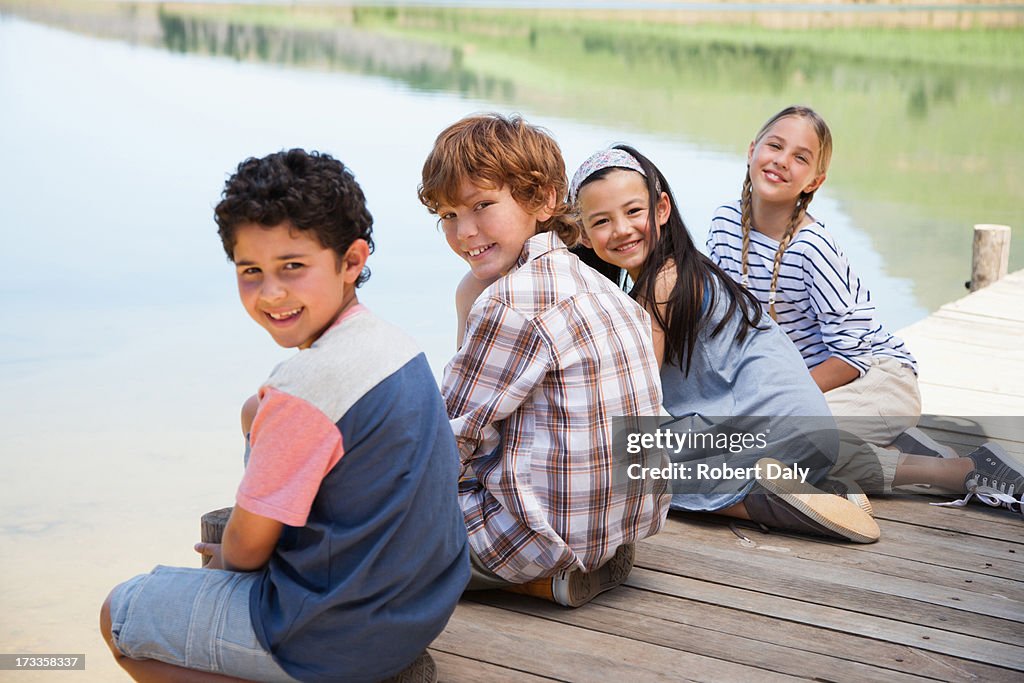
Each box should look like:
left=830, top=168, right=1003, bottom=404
left=433, top=600, right=800, bottom=682
left=942, top=288, right=1024, bottom=322
left=917, top=313, right=1024, bottom=340
left=943, top=289, right=1024, bottom=317
left=904, top=338, right=1024, bottom=396
left=915, top=382, right=1024, bottom=416
left=871, top=495, right=1024, bottom=543
left=650, top=520, right=1024, bottom=621
left=901, top=316, right=1024, bottom=352
left=868, top=516, right=1024, bottom=574
left=591, top=585, right=1020, bottom=682
left=912, top=425, right=1024, bottom=458
left=918, top=415, right=1024, bottom=445
left=628, top=561, right=1024, bottom=671
left=466, top=592, right=927, bottom=683
left=909, top=334, right=1024, bottom=368
left=932, top=307, right=1024, bottom=326
left=680, top=514, right=1024, bottom=601
left=636, top=536, right=1022, bottom=647
left=661, top=509, right=1024, bottom=573
left=432, top=650, right=559, bottom=683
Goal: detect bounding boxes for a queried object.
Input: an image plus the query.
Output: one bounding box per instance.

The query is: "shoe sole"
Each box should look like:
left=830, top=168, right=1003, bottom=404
left=824, top=478, right=875, bottom=517
left=846, top=491, right=875, bottom=518
left=555, top=544, right=635, bottom=608
left=757, top=458, right=881, bottom=543
left=382, top=651, right=437, bottom=683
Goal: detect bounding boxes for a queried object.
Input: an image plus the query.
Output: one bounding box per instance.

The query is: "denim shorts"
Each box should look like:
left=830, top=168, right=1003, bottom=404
left=109, top=565, right=298, bottom=682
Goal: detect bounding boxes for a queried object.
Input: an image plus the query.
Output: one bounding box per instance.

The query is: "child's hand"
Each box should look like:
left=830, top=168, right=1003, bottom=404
left=195, top=542, right=224, bottom=569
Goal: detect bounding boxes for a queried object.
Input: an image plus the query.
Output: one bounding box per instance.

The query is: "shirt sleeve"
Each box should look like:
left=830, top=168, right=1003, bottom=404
left=442, top=296, right=550, bottom=465
left=705, top=229, right=720, bottom=265
left=706, top=205, right=740, bottom=274
left=236, top=386, right=345, bottom=527
left=797, top=235, right=875, bottom=376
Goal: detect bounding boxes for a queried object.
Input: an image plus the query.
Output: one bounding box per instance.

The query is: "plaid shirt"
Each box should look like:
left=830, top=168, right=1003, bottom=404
left=443, top=232, right=667, bottom=583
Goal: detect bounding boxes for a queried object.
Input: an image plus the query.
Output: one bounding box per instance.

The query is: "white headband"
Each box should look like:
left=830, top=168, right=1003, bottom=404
left=569, top=148, right=646, bottom=204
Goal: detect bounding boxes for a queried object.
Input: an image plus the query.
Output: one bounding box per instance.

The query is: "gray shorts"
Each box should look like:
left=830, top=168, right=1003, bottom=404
left=109, top=565, right=298, bottom=682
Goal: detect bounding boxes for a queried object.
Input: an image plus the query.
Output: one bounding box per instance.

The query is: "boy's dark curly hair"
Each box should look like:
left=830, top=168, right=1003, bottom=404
left=215, top=149, right=374, bottom=287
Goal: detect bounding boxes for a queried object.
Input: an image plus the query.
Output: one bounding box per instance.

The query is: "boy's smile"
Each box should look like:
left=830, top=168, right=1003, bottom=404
left=438, top=180, right=552, bottom=281
left=233, top=222, right=365, bottom=349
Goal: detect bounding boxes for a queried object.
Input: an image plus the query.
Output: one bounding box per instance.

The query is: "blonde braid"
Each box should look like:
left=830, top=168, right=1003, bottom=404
left=768, top=188, right=819, bottom=319
left=739, top=173, right=754, bottom=288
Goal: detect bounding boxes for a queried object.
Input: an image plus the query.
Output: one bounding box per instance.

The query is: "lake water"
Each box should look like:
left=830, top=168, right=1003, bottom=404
left=0, top=8, right=1020, bottom=681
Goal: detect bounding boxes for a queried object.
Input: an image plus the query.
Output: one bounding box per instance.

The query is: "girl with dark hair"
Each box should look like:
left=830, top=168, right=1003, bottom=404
left=571, top=145, right=882, bottom=543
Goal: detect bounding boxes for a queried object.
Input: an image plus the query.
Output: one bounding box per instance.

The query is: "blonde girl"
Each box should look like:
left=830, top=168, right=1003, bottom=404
left=709, top=105, right=1023, bottom=512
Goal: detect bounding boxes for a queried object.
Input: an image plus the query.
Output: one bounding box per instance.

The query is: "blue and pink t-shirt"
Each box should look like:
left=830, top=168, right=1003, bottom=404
left=239, top=305, right=468, bottom=683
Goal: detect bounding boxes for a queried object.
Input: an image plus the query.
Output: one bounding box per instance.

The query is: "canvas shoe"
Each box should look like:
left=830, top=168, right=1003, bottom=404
left=505, top=544, right=635, bottom=608
left=933, top=442, right=1024, bottom=516
left=383, top=651, right=437, bottom=683
left=744, top=458, right=881, bottom=543
left=964, top=442, right=1023, bottom=497
left=890, top=427, right=958, bottom=459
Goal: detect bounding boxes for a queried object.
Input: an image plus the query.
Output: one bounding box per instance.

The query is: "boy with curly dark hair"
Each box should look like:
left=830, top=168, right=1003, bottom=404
left=100, top=149, right=468, bottom=682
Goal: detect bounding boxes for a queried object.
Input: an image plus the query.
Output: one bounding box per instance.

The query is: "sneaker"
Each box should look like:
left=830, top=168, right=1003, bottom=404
left=552, top=544, right=635, bottom=608
left=818, top=478, right=874, bottom=517
left=933, top=442, right=1024, bottom=515
left=890, top=427, right=959, bottom=459
left=963, top=442, right=1023, bottom=497
left=505, top=544, right=635, bottom=608
left=744, top=458, right=881, bottom=543
left=383, top=651, right=437, bottom=683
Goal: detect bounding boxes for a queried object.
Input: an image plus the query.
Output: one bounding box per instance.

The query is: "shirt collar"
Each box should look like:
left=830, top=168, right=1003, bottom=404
left=515, top=231, right=565, bottom=271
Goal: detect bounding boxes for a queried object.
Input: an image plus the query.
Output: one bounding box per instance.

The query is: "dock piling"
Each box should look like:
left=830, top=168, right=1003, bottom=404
left=970, top=223, right=1011, bottom=291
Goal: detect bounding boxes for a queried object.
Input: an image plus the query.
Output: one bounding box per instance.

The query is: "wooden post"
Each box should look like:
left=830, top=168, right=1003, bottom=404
left=970, top=224, right=1011, bottom=291
left=200, top=506, right=233, bottom=567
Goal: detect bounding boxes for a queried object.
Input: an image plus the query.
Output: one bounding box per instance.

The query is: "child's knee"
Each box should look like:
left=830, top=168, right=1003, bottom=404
left=99, top=590, right=122, bottom=659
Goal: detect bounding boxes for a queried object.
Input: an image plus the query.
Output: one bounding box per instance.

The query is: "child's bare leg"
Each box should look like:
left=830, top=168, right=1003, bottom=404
left=710, top=501, right=750, bottom=520
left=892, top=452, right=974, bottom=493
left=240, top=394, right=259, bottom=436
left=100, top=595, right=254, bottom=683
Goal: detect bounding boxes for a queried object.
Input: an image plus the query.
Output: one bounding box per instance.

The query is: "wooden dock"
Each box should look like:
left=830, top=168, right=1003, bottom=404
left=428, top=270, right=1024, bottom=682
left=899, top=268, right=1024, bottom=417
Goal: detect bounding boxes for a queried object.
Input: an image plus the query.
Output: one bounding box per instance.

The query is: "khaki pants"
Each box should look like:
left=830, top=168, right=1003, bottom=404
left=466, top=547, right=514, bottom=591
left=825, top=356, right=922, bottom=494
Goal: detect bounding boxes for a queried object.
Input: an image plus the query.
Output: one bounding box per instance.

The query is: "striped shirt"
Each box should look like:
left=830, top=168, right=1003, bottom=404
left=706, top=202, right=917, bottom=376
left=443, top=231, right=668, bottom=583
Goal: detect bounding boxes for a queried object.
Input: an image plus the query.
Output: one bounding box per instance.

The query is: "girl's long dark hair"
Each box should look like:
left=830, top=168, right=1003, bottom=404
left=580, top=145, right=765, bottom=374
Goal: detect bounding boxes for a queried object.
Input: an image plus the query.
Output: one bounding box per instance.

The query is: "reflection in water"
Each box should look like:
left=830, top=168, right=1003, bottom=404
left=2, top=1, right=1021, bottom=313
left=156, top=8, right=517, bottom=100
